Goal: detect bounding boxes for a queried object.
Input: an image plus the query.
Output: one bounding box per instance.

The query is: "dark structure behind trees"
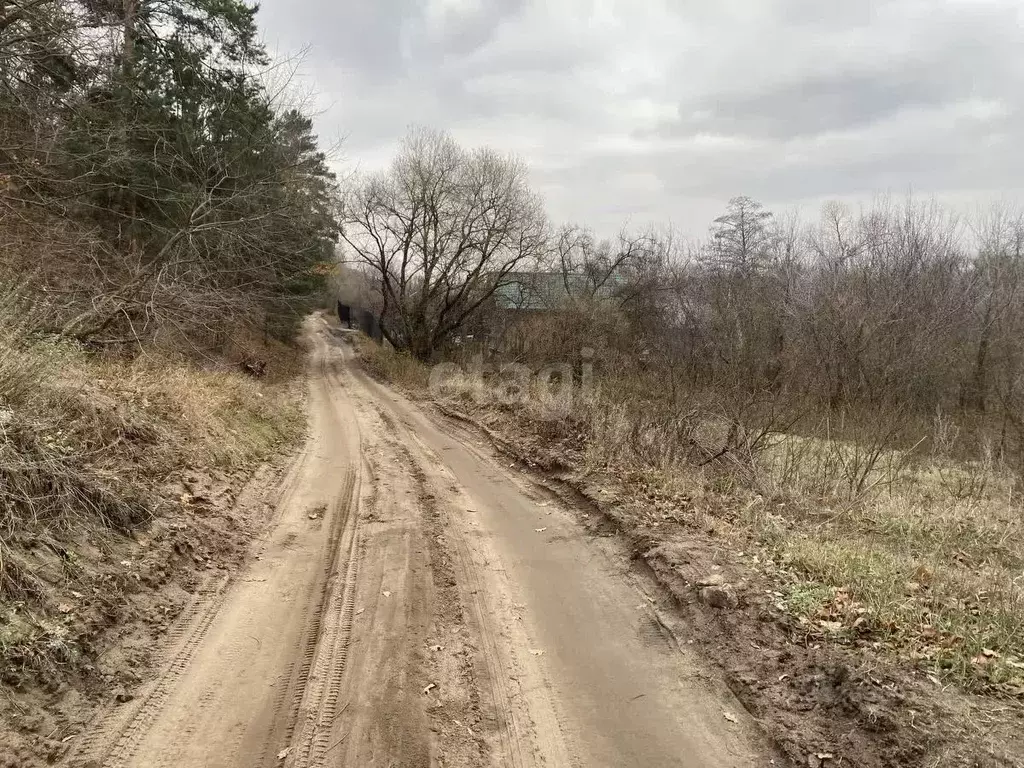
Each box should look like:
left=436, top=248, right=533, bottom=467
left=337, top=301, right=383, bottom=342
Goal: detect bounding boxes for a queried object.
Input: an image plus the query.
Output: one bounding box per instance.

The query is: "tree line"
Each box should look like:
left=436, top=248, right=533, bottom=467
left=342, top=130, right=1024, bottom=470
left=1, top=0, right=338, bottom=349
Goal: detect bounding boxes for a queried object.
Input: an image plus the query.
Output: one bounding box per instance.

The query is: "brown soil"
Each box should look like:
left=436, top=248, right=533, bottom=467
left=0, top=458, right=291, bottom=768
left=437, top=403, right=1024, bottom=768
left=23, top=317, right=786, bottom=768
left=20, top=314, right=1018, bottom=768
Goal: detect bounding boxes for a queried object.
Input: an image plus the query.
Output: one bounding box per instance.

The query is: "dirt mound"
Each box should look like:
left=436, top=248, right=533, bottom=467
left=0, top=323, right=305, bottom=767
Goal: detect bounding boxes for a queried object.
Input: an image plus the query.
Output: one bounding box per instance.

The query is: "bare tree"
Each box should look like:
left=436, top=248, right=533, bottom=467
left=341, top=128, right=548, bottom=360
left=705, top=195, right=776, bottom=276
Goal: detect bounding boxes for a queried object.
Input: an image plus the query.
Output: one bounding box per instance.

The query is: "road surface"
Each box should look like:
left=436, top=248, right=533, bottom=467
left=66, top=318, right=769, bottom=768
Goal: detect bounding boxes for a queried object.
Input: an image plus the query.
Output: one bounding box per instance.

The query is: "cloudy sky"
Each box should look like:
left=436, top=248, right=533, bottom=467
left=256, top=0, right=1024, bottom=237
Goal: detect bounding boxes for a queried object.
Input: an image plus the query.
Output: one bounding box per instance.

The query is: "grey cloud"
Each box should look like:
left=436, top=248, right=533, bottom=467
left=261, top=0, right=417, bottom=80
left=666, top=66, right=970, bottom=141
left=660, top=1, right=1022, bottom=138
left=257, top=0, right=1024, bottom=236
left=417, top=0, right=528, bottom=61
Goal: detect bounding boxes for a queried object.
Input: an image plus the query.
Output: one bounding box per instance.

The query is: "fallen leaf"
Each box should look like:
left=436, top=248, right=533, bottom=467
left=723, top=711, right=738, bottom=723
left=57, top=603, right=73, bottom=614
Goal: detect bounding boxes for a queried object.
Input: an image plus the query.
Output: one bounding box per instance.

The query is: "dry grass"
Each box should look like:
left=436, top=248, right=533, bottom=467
left=358, top=338, right=430, bottom=390
left=0, top=289, right=305, bottom=674
left=749, top=439, right=1024, bottom=694
left=359, top=339, right=1024, bottom=696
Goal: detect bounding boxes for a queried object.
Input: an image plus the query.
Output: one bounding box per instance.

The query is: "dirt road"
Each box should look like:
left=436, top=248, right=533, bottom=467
left=66, top=318, right=772, bottom=768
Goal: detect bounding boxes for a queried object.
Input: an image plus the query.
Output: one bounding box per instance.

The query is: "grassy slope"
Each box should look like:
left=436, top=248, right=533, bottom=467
left=0, top=312, right=306, bottom=763
left=359, top=339, right=1024, bottom=767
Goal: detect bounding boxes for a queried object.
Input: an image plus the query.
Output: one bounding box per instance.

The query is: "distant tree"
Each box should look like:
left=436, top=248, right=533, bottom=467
left=706, top=195, right=775, bottom=277
left=554, top=225, right=667, bottom=305
left=341, top=128, right=548, bottom=360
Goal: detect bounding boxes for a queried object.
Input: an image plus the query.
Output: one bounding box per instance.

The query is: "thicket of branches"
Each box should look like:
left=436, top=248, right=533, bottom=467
left=498, top=195, right=1024, bottom=474
left=339, top=133, right=1023, bottom=473
left=0, top=0, right=338, bottom=350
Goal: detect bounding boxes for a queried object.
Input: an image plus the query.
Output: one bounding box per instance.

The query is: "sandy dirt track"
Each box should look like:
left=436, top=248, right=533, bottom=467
left=63, top=318, right=773, bottom=768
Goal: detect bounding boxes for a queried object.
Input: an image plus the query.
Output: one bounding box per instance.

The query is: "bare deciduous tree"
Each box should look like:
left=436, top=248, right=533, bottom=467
left=705, top=195, right=776, bottom=276
left=341, top=128, right=548, bottom=360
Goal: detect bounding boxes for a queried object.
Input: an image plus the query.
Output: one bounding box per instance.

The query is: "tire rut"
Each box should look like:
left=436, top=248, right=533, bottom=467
left=368, top=399, right=541, bottom=768
left=61, top=320, right=365, bottom=768
left=284, top=469, right=361, bottom=768
left=64, top=575, right=231, bottom=768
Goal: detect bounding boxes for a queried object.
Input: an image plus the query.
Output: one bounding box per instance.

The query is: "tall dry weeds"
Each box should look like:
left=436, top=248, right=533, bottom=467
left=0, top=282, right=305, bottom=684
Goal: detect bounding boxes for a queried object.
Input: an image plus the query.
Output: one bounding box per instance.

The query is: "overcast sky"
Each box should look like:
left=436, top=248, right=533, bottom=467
left=256, top=0, right=1024, bottom=237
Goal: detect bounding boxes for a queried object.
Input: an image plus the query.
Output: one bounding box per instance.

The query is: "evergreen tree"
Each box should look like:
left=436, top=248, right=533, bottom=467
left=0, top=0, right=340, bottom=344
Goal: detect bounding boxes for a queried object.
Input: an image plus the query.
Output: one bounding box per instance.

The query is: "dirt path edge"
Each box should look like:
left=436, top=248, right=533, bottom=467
left=426, top=401, right=1020, bottom=768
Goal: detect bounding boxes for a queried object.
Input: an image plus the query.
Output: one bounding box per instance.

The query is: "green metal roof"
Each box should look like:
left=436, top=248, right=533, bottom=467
left=493, top=272, right=621, bottom=311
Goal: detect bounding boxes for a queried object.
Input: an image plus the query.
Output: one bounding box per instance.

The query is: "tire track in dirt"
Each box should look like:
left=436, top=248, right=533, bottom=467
left=63, top=437, right=319, bottom=768
left=63, top=428, right=323, bottom=768
left=346, top=353, right=771, bottom=768
left=440, top=500, right=560, bottom=768
left=252, top=468, right=359, bottom=768
left=61, top=319, right=365, bottom=768
left=285, top=469, right=361, bottom=768
left=64, top=575, right=231, bottom=768
left=61, top=319, right=774, bottom=768
left=263, top=328, right=364, bottom=768
left=363, top=395, right=565, bottom=768
left=311, top=389, right=438, bottom=766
